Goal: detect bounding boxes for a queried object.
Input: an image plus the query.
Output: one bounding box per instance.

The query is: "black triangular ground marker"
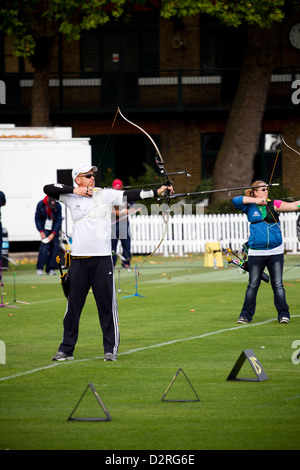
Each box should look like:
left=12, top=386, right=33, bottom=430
left=68, top=383, right=112, bottom=421
left=227, top=349, right=268, bottom=382
left=161, top=368, right=200, bottom=402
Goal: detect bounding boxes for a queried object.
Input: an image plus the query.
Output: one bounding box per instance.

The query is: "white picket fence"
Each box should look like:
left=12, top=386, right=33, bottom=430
left=125, top=212, right=300, bottom=256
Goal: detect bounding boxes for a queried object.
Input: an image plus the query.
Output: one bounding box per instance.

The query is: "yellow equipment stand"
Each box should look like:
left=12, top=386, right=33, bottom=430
left=204, top=242, right=223, bottom=268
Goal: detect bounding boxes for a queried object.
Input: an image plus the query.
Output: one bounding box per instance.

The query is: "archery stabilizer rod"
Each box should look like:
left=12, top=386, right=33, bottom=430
left=56, top=255, right=63, bottom=276
left=165, top=168, right=191, bottom=179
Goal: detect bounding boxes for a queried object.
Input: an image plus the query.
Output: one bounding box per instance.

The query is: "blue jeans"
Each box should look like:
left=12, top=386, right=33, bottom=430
left=239, top=254, right=290, bottom=322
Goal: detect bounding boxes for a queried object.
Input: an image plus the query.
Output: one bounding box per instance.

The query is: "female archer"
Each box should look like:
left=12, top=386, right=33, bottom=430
left=233, top=180, right=300, bottom=324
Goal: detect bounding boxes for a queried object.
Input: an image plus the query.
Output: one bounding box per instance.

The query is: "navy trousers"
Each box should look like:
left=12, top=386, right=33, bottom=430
left=58, top=256, right=119, bottom=357
left=37, top=230, right=59, bottom=272
left=111, top=220, right=131, bottom=267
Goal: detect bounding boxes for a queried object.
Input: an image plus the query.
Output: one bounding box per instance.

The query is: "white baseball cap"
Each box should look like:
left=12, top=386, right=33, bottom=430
left=72, top=164, right=98, bottom=181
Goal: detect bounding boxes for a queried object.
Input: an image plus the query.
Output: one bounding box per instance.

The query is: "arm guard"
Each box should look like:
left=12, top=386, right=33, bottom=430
left=44, top=184, right=74, bottom=200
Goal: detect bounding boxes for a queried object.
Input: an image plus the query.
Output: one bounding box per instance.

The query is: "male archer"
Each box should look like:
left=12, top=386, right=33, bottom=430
left=44, top=163, right=173, bottom=362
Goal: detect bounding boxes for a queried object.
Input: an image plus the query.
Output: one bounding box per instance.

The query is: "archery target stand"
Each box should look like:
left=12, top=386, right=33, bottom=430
left=68, top=383, right=112, bottom=422
left=0, top=262, right=20, bottom=309
left=122, top=265, right=144, bottom=299
left=161, top=368, right=200, bottom=402
left=6, top=272, right=30, bottom=306
left=226, top=349, right=268, bottom=382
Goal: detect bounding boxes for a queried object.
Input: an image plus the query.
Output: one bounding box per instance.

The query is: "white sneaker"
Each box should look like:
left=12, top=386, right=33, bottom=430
left=279, top=317, right=290, bottom=324
left=47, top=270, right=56, bottom=275
left=104, top=352, right=117, bottom=362
left=52, top=351, right=74, bottom=361
left=37, top=270, right=43, bottom=276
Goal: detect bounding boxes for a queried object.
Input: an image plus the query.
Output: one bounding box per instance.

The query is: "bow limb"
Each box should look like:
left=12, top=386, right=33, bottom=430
left=280, top=137, right=300, bottom=244
left=117, top=107, right=171, bottom=271
left=117, top=107, right=163, bottom=162
left=269, top=135, right=299, bottom=188
left=281, top=136, right=300, bottom=157
left=117, top=107, right=172, bottom=188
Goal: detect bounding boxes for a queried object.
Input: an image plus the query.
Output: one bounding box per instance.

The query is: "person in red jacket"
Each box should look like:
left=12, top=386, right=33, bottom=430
left=34, top=196, right=62, bottom=275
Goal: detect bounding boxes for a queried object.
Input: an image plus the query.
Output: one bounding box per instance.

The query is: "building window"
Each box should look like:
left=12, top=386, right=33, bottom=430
left=200, top=15, right=246, bottom=102
left=80, top=11, right=159, bottom=74
left=201, top=133, right=224, bottom=178
left=200, top=15, right=246, bottom=71
left=1, top=36, right=20, bottom=73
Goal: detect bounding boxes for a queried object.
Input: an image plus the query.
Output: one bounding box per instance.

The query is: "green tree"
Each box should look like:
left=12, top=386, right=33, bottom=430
left=1, top=0, right=299, bottom=200
left=0, top=0, right=126, bottom=126
left=161, top=0, right=299, bottom=206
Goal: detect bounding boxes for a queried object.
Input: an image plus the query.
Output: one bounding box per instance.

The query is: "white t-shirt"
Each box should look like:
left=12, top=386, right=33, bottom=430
left=60, top=188, right=124, bottom=256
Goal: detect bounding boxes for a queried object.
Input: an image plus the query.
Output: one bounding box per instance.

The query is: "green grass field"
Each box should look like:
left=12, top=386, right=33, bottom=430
left=0, top=254, right=300, bottom=450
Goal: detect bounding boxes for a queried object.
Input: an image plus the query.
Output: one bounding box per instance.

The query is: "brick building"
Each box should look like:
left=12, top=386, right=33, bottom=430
left=0, top=9, right=300, bottom=195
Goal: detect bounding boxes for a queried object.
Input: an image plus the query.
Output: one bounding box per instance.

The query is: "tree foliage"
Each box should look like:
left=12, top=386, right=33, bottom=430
left=0, top=0, right=297, bottom=60
left=160, top=0, right=286, bottom=27
left=0, top=0, right=127, bottom=58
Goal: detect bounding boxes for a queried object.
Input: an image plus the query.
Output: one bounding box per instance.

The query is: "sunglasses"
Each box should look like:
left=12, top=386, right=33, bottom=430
left=255, top=187, right=268, bottom=192
left=80, top=173, right=96, bottom=179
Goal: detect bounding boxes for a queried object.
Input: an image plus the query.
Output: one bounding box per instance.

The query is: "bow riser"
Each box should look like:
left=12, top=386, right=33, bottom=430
left=227, top=256, right=269, bottom=283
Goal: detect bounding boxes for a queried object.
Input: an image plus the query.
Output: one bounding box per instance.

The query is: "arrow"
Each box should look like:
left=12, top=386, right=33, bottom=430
left=158, top=183, right=280, bottom=200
